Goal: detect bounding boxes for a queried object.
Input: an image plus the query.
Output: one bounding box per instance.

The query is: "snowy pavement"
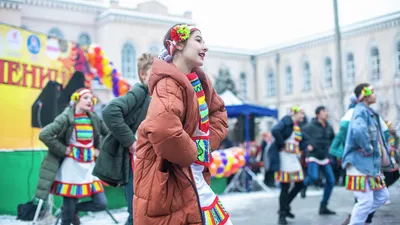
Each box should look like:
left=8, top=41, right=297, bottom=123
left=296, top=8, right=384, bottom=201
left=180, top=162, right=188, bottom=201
left=2, top=185, right=400, bottom=225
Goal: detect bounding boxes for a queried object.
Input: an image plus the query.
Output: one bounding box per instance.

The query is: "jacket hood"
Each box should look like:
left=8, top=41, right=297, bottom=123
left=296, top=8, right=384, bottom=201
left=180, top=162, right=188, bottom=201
left=148, top=59, right=211, bottom=95
left=282, top=115, right=294, bottom=126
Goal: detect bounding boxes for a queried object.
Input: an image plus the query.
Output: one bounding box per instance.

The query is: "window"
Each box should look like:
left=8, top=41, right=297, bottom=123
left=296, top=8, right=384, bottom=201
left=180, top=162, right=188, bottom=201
left=346, top=53, right=355, bottom=85
left=396, top=41, right=400, bottom=76
left=285, top=66, right=293, bottom=94
left=78, top=33, right=91, bottom=47
left=303, top=61, right=311, bottom=91
left=266, top=69, right=276, bottom=96
left=370, top=47, right=380, bottom=80
left=121, top=42, right=137, bottom=80
left=324, top=57, right=332, bottom=88
left=48, top=27, right=64, bottom=39
left=238, top=72, right=247, bottom=99
left=148, top=45, right=160, bottom=56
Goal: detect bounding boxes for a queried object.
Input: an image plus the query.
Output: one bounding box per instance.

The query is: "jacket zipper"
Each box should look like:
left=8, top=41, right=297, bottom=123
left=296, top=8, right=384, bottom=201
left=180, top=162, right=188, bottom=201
left=178, top=166, right=205, bottom=225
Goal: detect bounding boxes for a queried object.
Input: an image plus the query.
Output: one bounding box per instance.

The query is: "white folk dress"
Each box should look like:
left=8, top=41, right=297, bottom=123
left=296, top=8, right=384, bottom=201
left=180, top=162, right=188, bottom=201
left=50, top=113, right=104, bottom=198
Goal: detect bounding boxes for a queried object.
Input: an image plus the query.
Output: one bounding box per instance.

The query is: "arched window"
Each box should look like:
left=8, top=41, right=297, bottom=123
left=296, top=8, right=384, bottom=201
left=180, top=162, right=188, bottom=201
left=285, top=65, right=293, bottom=94
left=121, top=42, right=137, bottom=81
left=324, top=57, right=332, bottom=88
left=346, top=53, right=355, bottom=85
left=370, top=47, right=380, bottom=80
left=238, top=72, right=247, bottom=99
left=48, top=27, right=64, bottom=39
left=303, top=61, right=311, bottom=91
left=78, top=33, right=91, bottom=47
left=266, top=69, right=276, bottom=96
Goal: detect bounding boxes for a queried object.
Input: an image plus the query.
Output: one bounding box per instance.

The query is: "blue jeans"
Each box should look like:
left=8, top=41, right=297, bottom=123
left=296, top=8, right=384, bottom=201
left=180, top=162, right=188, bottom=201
left=124, top=159, right=133, bottom=225
left=304, top=162, right=335, bottom=205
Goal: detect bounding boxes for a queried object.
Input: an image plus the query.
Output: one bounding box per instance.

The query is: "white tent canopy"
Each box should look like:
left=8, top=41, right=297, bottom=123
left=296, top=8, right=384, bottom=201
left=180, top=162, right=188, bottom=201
left=220, top=90, right=243, bottom=106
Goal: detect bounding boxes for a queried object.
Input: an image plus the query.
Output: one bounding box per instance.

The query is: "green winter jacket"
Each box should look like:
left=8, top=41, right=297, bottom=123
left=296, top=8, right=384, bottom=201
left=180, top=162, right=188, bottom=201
left=35, top=107, right=108, bottom=200
left=93, top=83, right=150, bottom=187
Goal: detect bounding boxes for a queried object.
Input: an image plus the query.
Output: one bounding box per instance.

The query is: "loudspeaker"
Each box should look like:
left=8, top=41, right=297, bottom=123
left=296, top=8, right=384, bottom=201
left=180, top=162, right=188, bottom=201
left=57, top=71, right=86, bottom=114
left=31, top=81, right=63, bottom=128
left=234, top=115, right=255, bottom=142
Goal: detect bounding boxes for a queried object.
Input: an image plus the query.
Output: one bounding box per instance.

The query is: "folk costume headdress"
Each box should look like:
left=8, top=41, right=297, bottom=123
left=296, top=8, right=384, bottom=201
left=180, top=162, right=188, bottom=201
left=70, top=88, right=98, bottom=106
left=357, top=85, right=374, bottom=102
left=158, top=24, right=199, bottom=62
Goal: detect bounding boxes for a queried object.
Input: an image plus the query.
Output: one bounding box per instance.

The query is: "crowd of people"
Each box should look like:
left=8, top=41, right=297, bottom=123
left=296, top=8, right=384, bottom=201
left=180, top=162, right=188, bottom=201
left=26, top=22, right=399, bottom=225
left=262, top=84, right=399, bottom=225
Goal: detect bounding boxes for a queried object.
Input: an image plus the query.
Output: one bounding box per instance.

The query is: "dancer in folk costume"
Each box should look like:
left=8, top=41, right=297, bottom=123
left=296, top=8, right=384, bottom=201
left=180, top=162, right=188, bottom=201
left=134, top=24, right=231, bottom=225
left=269, top=106, right=311, bottom=225
left=341, top=83, right=391, bottom=225
left=38, top=88, right=109, bottom=225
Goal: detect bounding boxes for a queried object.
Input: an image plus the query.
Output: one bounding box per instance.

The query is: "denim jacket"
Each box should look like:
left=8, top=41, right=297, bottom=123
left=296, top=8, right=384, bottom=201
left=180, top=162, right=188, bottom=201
left=341, top=102, right=391, bottom=176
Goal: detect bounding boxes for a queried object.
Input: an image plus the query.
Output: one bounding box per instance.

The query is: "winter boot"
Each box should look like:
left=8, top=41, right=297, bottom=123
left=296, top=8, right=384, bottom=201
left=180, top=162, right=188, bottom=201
left=286, top=206, right=295, bottom=219
left=319, top=204, right=336, bottom=215
left=278, top=211, right=288, bottom=225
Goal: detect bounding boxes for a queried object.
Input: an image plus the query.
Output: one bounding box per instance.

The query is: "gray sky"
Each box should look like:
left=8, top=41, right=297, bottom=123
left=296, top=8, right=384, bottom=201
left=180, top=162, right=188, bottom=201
left=123, top=0, right=400, bottom=50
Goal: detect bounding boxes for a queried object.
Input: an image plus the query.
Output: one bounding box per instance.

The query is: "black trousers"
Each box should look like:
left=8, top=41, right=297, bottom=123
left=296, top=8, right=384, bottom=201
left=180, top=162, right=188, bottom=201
left=61, top=192, right=107, bottom=225
left=279, top=182, right=304, bottom=212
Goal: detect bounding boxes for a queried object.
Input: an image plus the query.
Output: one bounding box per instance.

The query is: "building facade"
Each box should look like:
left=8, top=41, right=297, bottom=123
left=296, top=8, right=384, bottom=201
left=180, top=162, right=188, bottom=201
left=1, top=0, right=400, bottom=129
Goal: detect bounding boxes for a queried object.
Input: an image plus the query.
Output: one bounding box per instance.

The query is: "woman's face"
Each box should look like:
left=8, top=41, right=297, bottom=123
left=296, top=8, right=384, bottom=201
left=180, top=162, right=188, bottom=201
left=294, top=111, right=305, bottom=123
left=76, top=93, right=93, bottom=112
left=179, top=30, right=208, bottom=67
left=366, top=92, right=377, bottom=105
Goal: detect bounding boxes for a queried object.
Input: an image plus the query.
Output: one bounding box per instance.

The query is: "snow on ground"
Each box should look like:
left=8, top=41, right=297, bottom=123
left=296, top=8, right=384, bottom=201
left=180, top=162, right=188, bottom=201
left=0, top=189, right=323, bottom=225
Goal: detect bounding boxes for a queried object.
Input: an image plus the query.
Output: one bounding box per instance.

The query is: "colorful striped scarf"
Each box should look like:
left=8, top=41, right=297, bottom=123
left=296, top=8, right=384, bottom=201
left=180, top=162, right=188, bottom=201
left=293, top=122, right=302, bottom=142
left=186, top=72, right=211, bottom=166
left=187, top=72, right=209, bottom=133
left=74, top=114, right=93, bottom=145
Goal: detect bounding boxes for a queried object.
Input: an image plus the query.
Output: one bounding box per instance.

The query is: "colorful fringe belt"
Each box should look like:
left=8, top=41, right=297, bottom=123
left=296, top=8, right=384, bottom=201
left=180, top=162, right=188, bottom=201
left=345, top=175, right=386, bottom=192
left=283, top=143, right=300, bottom=154
left=275, top=171, right=304, bottom=183
left=67, top=146, right=95, bottom=162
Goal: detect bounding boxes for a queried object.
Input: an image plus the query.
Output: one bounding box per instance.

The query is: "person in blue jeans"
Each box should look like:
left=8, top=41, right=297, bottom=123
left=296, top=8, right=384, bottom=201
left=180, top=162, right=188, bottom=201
left=302, top=106, right=336, bottom=215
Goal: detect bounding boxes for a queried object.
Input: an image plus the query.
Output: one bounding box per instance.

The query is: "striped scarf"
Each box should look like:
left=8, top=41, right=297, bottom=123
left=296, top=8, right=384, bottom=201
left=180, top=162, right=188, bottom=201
left=187, top=72, right=210, bottom=133
left=74, top=114, right=93, bottom=145
left=293, top=122, right=302, bottom=142
left=187, top=72, right=210, bottom=165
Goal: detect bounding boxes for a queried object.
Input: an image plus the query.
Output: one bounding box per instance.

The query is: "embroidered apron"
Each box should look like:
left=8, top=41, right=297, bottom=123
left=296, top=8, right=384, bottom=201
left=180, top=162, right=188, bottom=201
left=51, top=114, right=103, bottom=198
left=275, top=123, right=304, bottom=183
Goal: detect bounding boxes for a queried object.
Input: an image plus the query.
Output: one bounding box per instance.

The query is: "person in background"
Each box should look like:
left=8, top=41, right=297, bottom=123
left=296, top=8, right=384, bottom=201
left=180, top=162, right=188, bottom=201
left=268, top=106, right=310, bottom=225
left=302, top=106, right=336, bottom=215
left=341, top=83, right=390, bottom=225
left=38, top=88, right=109, bottom=225
left=261, top=132, right=275, bottom=187
left=100, top=53, right=153, bottom=225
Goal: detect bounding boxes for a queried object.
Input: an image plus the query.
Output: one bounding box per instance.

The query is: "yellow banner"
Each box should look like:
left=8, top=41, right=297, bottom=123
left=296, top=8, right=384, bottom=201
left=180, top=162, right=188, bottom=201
left=0, top=24, right=76, bottom=150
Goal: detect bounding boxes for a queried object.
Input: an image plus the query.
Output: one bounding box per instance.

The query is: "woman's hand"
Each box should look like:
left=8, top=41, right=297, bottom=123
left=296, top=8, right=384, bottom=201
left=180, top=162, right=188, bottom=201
left=94, top=149, right=100, bottom=157
left=65, top=146, right=72, bottom=155
left=307, top=145, right=313, bottom=151
left=129, top=141, right=137, bottom=155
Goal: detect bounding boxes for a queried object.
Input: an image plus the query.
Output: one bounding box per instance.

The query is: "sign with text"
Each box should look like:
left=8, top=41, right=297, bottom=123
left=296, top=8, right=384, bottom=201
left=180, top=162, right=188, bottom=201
left=0, top=24, right=76, bottom=149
